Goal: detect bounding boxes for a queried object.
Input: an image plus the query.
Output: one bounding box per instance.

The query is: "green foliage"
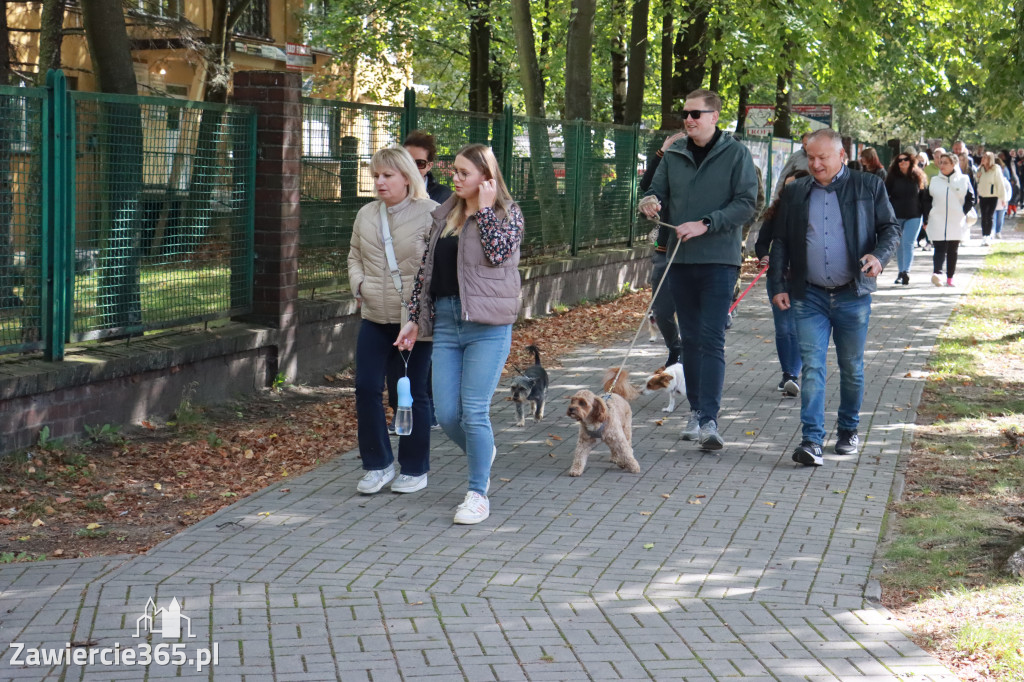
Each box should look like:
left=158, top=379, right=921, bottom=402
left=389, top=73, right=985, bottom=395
left=0, top=552, right=46, bottom=564
left=36, top=426, right=61, bottom=452
left=84, top=423, right=124, bottom=445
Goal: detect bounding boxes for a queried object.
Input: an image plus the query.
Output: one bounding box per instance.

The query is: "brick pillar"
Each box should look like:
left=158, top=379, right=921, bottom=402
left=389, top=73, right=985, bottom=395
left=231, top=71, right=301, bottom=329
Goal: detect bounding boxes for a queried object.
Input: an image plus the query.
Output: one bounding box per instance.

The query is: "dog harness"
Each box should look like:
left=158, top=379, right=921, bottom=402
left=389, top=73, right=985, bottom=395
left=583, top=422, right=606, bottom=439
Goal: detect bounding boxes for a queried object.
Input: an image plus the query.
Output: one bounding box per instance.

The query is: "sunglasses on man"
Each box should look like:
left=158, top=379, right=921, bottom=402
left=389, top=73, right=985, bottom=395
left=414, top=159, right=430, bottom=169
left=680, top=109, right=716, bottom=120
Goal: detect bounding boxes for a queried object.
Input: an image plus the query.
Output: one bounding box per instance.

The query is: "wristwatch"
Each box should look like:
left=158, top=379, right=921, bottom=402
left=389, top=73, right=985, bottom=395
left=701, top=217, right=712, bottom=229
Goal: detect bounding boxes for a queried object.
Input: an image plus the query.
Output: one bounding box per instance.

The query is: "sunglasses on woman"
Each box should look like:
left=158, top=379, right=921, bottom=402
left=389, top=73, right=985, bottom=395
left=413, top=159, right=430, bottom=169
left=897, top=157, right=911, bottom=162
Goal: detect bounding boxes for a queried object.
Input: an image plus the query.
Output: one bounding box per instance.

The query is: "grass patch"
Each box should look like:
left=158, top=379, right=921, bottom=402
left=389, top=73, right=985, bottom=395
left=881, top=238, right=1024, bottom=680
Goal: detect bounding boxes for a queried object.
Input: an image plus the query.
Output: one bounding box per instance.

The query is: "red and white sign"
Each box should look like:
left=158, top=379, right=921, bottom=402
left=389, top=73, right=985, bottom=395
left=744, top=105, right=775, bottom=137
left=286, top=43, right=313, bottom=71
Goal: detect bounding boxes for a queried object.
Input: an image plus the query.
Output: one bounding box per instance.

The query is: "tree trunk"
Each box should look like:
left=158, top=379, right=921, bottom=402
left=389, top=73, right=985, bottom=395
left=467, top=0, right=491, bottom=114
left=623, top=0, right=649, bottom=125
left=0, top=3, right=17, bottom=309
left=735, top=74, right=750, bottom=134
left=564, top=0, right=595, bottom=121
left=610, top=0, right=627, bottom=124
left=490, top=55, right=503, bottom=115
left=508, top=0, right=562, bottom=246
left=38, top=0, right=66, bottom=81
left=773, top=41, right=794, bottom=139
left=672, top=1, right=710, bottom=105
left=539, top=0, right=551, bottom=105
left=82, top=0, right=144, bottom=333
left=708, top=26, right=723, bottom=92
left=659, top=0, right=673, bottom=127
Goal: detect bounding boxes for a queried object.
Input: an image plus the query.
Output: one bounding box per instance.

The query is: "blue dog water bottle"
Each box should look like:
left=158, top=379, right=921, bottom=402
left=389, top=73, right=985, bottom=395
left=394, top=376, right=413, bottom=436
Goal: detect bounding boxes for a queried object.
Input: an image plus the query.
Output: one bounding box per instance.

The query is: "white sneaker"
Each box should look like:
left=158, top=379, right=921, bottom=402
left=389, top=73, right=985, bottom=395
left=356, top=463, right=395, bottom=494
left=453, top=491, right=489, bottom=525
left=931, top=273, right=943, bottom=287
left=391, top=473, right=427, bottom=493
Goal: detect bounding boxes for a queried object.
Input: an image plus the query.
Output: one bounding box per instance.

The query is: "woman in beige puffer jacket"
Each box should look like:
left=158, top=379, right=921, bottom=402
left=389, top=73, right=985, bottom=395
left=347, top=147, right=438, bottom=496
left=976, top=152, right=1008, bottom=245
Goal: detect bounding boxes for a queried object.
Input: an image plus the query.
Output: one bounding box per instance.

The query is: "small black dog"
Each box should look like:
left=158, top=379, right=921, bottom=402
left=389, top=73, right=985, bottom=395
left=510, top=344, right=549, bottom=426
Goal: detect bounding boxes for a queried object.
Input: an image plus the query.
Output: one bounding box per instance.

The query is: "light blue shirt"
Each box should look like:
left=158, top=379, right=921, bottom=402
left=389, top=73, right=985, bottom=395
left=806, top=166, right=854, bottom=287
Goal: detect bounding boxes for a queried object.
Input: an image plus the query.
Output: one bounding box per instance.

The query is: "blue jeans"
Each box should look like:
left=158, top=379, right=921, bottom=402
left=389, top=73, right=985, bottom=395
left=792, top=286, right=871, bottom=445
left=431, top=296, right=512, bottom=495
left=995, top=209, right=1005, bottom=235
left=650, top=250, right=681, bottom=363
left=767, top=280, right=801, bottom=378
left=896, top=217, right=923, bottom=273
left=668, top=263, right=738, bottom=424
left=355, top=320, right=432, bottom=475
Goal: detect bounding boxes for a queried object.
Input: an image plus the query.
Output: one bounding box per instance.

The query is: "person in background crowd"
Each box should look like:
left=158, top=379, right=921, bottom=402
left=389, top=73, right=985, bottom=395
left=396, top=144, right=524, bottom=525
left=348, top=147, right=437, bottom=495
left=998, top=150, right=1019, bottom=219
left=639, top=125, right=687, bottom=367
left=774, top=132, right=810, bottom=198
left=404, top=130, right=453, bottom=204
left=639, top=88, right=759, bottom=451
left=859, top=147, right=887, bottom=181
left=953, top=140, right=977, bottom=177
left=755, top=169, right=810, bottom=398
left=768, top=128, right=899, bottom=466
left=923, top=153, right=973, bottom=287
left=976, top=152, right=1008, bottom=246
left=1014, top=148, right=1024, bottom=215
left=885, top=152, right=928, bottom=285
left=994, top=157, right=1011, bottom=240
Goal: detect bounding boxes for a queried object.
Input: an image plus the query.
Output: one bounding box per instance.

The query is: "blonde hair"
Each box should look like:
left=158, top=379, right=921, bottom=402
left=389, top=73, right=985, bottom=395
left=443, top=144, right=514, bottom=236
left=369, top=146, right=428, bottom=202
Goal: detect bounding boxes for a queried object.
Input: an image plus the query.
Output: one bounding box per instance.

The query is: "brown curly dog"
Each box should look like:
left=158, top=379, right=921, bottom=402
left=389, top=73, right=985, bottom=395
left=565, top=368, right=640, bottom=477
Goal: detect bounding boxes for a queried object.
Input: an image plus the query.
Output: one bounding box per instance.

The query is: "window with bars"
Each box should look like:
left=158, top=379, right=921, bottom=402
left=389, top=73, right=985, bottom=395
left=136, top=0, right=182, bottom=19
left=233, top=0, right=270, bottom=38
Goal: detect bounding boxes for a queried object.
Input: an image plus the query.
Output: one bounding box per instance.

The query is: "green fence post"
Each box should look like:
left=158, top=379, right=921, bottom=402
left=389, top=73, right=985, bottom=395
left=765, top=135, right=774, bottom=202
left=499, top=105, right=514, bottom=181
left=402, top=88, right=417, bottom=141
left=627, top=122, right=640, bottom=248
left=569, top=120, right=585, bottom=257
left=44, top=69, right=68, bottom=361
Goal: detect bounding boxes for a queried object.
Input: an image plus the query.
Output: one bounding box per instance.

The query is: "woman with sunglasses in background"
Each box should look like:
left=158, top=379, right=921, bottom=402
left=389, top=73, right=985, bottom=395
left=404, top=130, right=453, bottom=204
left=885, top=153, right=928, bottom=285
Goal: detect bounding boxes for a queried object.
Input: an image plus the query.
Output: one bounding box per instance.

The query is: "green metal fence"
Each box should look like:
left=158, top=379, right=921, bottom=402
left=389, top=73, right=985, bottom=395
left=0, top=72, right=255, bottom=359
left=0, top=85, right=47, bottom=355
left=297, top=89, right=894, bottom=293
left=299, top=98, right=403, bottom=292
left=68, top=91, right=256, bottom=342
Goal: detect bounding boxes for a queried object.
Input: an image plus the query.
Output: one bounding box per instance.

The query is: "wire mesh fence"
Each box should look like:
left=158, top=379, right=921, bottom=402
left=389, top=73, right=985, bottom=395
left=508, top=115, right=575, bottom=259
left=0, top=86, right=46, bottom=355
left=68, top=92, right=255, bottom=341
left=300, top=98, right=403, bottom=292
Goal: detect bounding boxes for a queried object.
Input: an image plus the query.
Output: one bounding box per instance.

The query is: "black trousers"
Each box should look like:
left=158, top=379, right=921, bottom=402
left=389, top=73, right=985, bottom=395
left=932, top=240, right=960, bottom=278
left=979, top=196, right=998, bottom=237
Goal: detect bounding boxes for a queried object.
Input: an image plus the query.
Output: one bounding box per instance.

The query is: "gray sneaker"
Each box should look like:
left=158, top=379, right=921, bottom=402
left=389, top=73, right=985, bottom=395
left=698, top=420, right=724, bottom=450
left=357, top=463, right=395, bottom=494
left=681, top=411, right=701, bottom=440
left=391, top=473, right=427, bottom=494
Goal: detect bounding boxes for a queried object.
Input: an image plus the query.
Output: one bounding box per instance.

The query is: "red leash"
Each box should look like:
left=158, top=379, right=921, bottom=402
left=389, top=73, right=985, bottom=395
left=729, top=262, right=770, bottom=314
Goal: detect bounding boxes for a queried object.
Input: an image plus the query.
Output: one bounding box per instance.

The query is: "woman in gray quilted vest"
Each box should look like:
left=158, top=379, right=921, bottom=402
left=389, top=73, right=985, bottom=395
left=395, top=144, right=524, bottom=525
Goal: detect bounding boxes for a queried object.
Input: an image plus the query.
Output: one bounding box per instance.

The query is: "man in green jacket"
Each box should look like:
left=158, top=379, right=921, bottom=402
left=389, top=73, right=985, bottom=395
left=639, top=88, right=759, bottom=451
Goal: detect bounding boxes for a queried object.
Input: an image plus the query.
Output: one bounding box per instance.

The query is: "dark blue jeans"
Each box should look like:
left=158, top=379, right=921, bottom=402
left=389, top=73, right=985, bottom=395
left=767, top=280, right=801, bottom=379
left=650, top=250, right=681, bottom=363
left=792, top=286, right=871, bottom=445
left=355, top=320, right=432, bottom=475
left=668, top=263, right=738, bottom=424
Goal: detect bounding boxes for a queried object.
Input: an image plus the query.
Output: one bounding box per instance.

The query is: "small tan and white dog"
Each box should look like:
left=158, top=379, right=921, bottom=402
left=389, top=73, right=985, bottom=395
left=565, top=368, right=640, bottom=477
left=640, top=363, right=686, bottom=412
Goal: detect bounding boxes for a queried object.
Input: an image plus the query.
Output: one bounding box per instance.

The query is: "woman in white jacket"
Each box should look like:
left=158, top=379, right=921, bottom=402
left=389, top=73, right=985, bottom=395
left=347, top=147, right=438, bottom=495
left=924, top=153, right=973, bottom=287
left=976, top=152, right=1008, bottom=246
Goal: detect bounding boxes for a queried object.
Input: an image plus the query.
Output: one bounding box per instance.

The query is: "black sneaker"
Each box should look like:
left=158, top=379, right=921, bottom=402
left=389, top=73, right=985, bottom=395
left=792, top=441, right=823, bottom=467
left=834, top=430, right=859, bottom=455
left=776, top=376, right=787, bottom=392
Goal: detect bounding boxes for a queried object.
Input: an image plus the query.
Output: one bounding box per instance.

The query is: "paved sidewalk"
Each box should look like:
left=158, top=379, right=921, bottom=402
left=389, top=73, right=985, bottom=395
left=1, top=238, right=1000, bottom=681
